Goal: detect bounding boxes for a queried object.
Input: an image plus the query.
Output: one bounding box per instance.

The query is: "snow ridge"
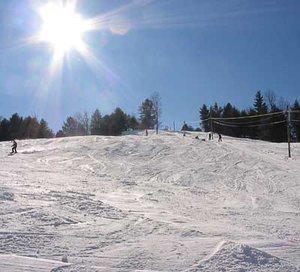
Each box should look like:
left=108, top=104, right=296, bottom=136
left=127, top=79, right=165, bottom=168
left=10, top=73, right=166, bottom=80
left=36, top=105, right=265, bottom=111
left=187, top=240, right=299, bottom=272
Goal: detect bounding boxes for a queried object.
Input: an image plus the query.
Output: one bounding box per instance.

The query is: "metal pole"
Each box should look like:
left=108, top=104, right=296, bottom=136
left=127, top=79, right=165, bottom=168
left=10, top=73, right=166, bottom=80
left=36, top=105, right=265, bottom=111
left=211, top=118, right=214, bottom=139
left=286, top=107, right=291, bottom=158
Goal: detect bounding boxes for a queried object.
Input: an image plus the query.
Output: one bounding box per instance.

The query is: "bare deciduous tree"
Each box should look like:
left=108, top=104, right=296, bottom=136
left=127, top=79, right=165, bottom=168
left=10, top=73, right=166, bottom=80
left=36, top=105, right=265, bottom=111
left=264, top=90, right=277, bottom=112
left=74, top=112, right=90, bottom=135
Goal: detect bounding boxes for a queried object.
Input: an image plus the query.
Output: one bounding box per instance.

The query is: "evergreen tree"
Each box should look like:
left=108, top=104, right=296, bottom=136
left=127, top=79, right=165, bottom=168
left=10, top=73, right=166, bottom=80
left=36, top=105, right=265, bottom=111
left=209, top=103, right=222, bottom=136
left=56, top=130, right=65, bottom=137
left=252, top=91, right=268, bottom=140
left=181, top=122, right=189, bottom=131
left=139, top=98, right=155, bottom=129
left=127, top=115, right=139, bottom=130
left=254, top=91, right=268, bottom=114
left=222, top=103, right=240, bottom=118
left=9, top=113, right=23, bottom=139
left=62, top=116, right=84, bottom=136
left=21, top=116, right=40, bottom=139
left=99, top=115, right=110, bottom=135
left=38, top=119, right=54, bottom=138
left=110, top=107, right=127, bottom=135
left=90, top=109, right=102, bottom=135
left=210, top=102, right=222, bottom=118
left=199, top=104, right=210, bottom=132
left=0, top=118, right=10, bottom=141
left=197, top=91, right=292, bottom=142
left=219, top=103, right=241, bottom=137
left=0, top=113, right=55, bottom=141
left=181, top=122, right=194, bottom=131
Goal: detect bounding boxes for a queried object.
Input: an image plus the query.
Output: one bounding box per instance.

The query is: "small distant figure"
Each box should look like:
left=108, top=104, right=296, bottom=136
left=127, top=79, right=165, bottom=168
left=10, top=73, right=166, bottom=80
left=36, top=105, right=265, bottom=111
left=145, top=129, right=148, bottom=136
left=208, top=133, right=212, bottom=140
left=218, top=133, right=222, bottom=142
left=11, top=140, right=17, bottom=154
left=183, top=132, right=186, bottom=137
left=195, top=136, right=199, bottom=139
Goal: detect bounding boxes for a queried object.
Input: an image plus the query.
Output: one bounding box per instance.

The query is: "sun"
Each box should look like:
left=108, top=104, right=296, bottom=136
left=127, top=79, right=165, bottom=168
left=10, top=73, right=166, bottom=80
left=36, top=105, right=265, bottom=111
left=38, top=2, right=87, bottom=54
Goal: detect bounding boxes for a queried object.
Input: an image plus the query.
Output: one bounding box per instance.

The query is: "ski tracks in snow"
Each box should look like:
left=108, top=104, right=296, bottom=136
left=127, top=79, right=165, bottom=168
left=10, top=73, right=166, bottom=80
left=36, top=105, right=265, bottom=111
left=0, top=133, right=300, bottom=271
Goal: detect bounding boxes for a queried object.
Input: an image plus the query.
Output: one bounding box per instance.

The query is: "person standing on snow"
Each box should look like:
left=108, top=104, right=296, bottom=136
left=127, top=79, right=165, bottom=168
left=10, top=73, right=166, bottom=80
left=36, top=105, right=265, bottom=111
left=218, top=133, right=222, bottom=142
left=11, top=140, right=17, bottom=154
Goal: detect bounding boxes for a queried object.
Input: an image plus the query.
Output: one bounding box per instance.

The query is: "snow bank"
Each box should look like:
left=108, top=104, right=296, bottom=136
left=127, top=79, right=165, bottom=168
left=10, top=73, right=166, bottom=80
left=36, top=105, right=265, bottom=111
left=187, top=241, right=299, bottom=272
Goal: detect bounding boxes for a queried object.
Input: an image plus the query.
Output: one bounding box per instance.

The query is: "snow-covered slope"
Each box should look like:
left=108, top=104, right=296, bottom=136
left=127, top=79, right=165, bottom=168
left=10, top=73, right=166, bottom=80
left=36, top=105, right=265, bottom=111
left=0, top=131, right=299, bottom=271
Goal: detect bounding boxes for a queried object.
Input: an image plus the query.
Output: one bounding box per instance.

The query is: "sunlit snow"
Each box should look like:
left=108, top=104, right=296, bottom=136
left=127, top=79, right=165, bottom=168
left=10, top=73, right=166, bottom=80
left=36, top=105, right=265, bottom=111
left=0, top=131, right=299, bottom=271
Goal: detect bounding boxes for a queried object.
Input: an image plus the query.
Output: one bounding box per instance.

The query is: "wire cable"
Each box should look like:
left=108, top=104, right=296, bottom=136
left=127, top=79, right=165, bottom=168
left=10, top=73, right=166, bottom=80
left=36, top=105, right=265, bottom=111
left=213, top=120, right=286, bottom=128
left=211, top=116, right=285, bottom=126
left=201, top=111, right=284, bottom=122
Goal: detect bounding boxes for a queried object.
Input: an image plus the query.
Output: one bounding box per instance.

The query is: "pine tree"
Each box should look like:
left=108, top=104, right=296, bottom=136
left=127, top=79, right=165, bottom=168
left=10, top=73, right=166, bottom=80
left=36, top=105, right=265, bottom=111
left=38, top=119, right=54, bottom=138
left=252, top=91, right=268, bottom=140
left=210, top=102, right=222, bottom=118
left=110, top=107, right=127, bottom=135
left=127, top=115, right=139, bottom=130
left=62, top=116, right=84, bottom=136
left=90, top=109, right=102, bottom=135
left=220, top=103, right=241, bottom=137
left=22, top=116, right=40, bottom=139
left=0, top=118, right=10, bottom=141
left=199, top=104, right=210, bottom=132
left=56, top=130, right=65, bottom=137
left=9, top=113, right=23, bottom=139
left=181, top=122, right=193, bottom=131
left=254, top=91, right=268, bottom=114
left=181, top=122, right=189, bottom=131
left=139, top=98, right=155, bottom=129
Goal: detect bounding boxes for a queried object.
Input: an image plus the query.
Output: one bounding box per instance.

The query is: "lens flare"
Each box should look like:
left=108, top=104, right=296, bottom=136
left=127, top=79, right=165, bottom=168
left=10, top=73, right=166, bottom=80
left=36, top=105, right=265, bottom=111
left=38, top=2, right=87, bottom=54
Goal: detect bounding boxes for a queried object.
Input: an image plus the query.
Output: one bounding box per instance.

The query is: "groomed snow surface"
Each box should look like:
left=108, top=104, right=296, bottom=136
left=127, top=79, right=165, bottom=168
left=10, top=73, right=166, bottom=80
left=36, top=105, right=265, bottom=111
left=0, top=131, right=299, bottom=272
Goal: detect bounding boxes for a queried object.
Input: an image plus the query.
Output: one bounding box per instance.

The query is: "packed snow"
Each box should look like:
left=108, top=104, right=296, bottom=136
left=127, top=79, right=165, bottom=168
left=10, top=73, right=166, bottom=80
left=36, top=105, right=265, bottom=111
left=0, top=131, right=299, bottom=271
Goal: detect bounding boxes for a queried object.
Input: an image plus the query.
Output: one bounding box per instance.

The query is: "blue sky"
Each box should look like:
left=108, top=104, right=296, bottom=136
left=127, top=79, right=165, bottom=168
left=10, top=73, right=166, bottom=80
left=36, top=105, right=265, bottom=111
left=0, top=0, right=299, bottom=131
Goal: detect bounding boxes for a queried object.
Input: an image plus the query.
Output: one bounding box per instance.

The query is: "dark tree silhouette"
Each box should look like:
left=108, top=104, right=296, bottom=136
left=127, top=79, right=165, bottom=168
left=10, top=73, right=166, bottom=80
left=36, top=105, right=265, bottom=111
left=139, top=98, right=155, bottom=129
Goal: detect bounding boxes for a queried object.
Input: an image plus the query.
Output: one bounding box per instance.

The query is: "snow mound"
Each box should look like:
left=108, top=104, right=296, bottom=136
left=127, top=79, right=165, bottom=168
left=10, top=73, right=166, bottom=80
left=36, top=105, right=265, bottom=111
left=0, top=254, right=70, bottom=272
left=187, top=241, right=299, bottom=272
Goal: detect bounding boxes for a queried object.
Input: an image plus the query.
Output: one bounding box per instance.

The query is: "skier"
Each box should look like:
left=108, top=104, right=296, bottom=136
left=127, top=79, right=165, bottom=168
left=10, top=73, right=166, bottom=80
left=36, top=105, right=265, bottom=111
left=218, top=133, right=222, bottom=142
left=11, top=140, right=17, bottom=154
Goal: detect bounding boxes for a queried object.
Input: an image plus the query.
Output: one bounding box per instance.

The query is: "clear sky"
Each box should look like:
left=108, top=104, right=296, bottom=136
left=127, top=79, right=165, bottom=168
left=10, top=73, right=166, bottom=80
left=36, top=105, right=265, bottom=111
left=0, top=0, right=299, bottom=131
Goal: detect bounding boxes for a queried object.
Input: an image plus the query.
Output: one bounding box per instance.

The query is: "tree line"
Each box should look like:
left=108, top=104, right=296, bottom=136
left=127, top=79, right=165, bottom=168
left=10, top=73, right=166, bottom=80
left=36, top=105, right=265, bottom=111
left=0, top=114, right=54, bottom=141
left=0, top=92, right=162, bottom=141
left=199, top=91, right=300, bottom=142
